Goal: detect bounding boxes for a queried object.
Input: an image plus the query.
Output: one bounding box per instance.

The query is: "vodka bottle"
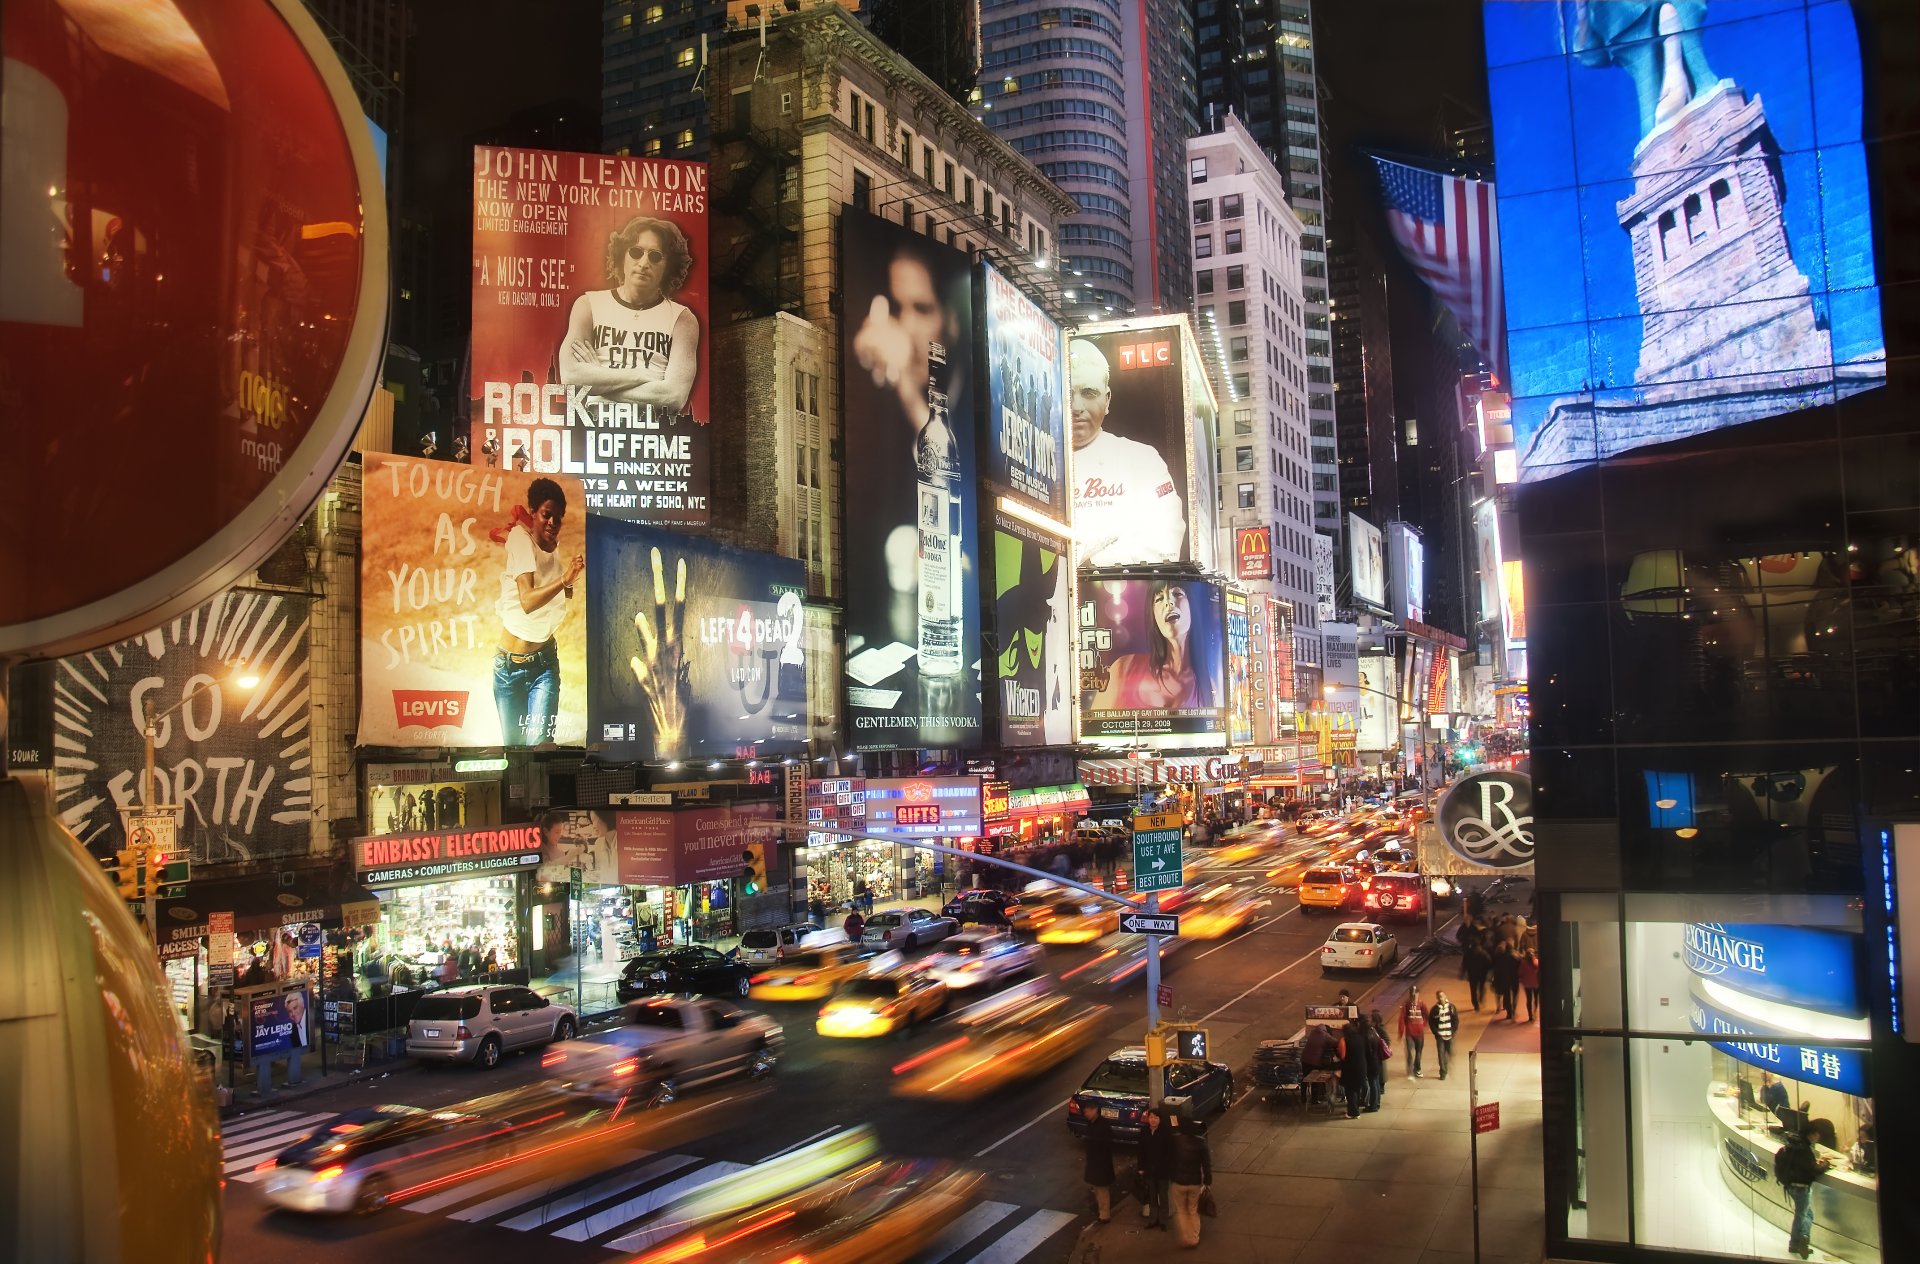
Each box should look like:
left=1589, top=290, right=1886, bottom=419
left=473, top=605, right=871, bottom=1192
left=914, top=341, right=963, bottom=678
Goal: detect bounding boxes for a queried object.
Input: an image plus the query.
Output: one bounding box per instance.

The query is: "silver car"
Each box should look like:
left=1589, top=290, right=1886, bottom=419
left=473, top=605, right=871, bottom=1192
left=921, top=932, right=1043, bottom=990
left=405, top=985, right=578, bottom=1068
left=860, top=907, right=960, bottom=950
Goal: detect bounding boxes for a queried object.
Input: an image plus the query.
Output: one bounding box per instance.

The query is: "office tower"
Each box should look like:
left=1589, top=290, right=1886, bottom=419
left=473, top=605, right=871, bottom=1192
left=1187, top=115, right=1320, bottom=700
left=865, top=0, right=981, bottom=103
left=977, top=0, right=1199, bottom=321
left=1329, top=232, right=1397, bottom=531
left=602, top=0, right=720, bottom=160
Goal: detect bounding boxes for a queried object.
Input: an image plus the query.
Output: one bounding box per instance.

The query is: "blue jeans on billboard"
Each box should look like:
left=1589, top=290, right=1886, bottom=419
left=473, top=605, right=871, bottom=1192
left=1785, top=1183, right=1813, bottom=1251
left=493, top=642, right=559, bottom=745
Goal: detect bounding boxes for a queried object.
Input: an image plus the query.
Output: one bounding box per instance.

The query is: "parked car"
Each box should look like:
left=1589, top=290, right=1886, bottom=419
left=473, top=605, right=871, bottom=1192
left=1320, top=922, right=1400, bottom=974
left=405, top=985, right=578, bottom=1068
left=942, top=889, right=1021, bottom=926
left=616, top=946, right=756, bottom=1001
left=543, top=996, right=783, bottom=1104
left=816, top=970, right=949, bottom=1038
left=738, top=922, right=843, bottom=966
left=1296, top=865, right=1360, bottom=914
left=920, top=932, right=1043, bottom=990
left=860, top=907, right=960, bottom=950
left=1065, top=1047, right=1233, bottom=1140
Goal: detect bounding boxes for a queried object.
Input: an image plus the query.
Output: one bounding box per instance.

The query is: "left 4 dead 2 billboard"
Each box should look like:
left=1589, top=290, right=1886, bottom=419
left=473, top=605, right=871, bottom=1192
left=588, top=519, right=810, bottom=762
left=470, top=146, right=710, bottom=525
left=361, top=454, right=589, bottom=747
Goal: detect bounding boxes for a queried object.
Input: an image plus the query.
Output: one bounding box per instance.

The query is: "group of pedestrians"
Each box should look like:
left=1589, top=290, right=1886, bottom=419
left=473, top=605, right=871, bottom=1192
left=1081, top=1107, right=1214, bottom=1249
left=1457, top=914, right=1540, bottom=1022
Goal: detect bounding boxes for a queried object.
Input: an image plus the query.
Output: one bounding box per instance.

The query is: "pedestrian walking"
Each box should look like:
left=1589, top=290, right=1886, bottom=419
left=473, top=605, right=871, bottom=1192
left=1337, top=1016, right=1371, bottom=1119
left=1397, top=986, right=1429, bottom=1078
left=1774, top=1119, right=1829, bottom=1258
left=1366, top=1010, right=1391, bottom=1110
left=1166, top=1115, right=1213, bottom=1249
left=1082, top=1112, right=1117, bottom=1222
left=1429, top=991, right=1460, bottom=1079
left=1491, top=940, right=1522, bottom=1021
left=1463, top=923, right=1491, bottom=1011
left=1518, top=947, right=1541, bottom=1022
left=1137, top=1107, right=1172, bottom=1228
left=843, top=909, right=865, bottom=942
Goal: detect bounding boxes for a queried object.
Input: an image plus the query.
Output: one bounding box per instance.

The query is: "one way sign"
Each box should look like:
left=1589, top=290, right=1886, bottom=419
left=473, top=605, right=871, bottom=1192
left=1119, top=912, right=1181, bottom=937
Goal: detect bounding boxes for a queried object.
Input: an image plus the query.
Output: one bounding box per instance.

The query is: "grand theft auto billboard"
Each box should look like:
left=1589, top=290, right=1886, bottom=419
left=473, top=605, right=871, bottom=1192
left=1076, top=575, right=1227, bottom=748
left=469, top=146, right=710, bottom=524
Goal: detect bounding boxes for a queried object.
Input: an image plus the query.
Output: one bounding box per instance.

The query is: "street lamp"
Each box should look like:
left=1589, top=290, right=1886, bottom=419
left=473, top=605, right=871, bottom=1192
left=141, top=667, right=262, bottom=810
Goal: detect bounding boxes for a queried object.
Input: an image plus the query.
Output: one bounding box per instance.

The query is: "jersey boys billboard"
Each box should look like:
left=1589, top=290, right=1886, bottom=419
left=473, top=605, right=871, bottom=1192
left=469, top=147, right=710, bottom=524
left=1077, top=576, right=1227, bottom=748
left=838, top=205, right=983, bottom=750
left=981, top=262, right=1067, bottom=517
left=360, top=454, right=588, bottom=747
left=587, top=519, right=809, bottom=762
left=1068, top=319, right=1218, bottom=573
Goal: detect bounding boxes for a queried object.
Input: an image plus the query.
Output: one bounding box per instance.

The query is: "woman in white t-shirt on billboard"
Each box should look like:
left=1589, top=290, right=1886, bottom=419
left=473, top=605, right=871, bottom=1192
left=490, top=477, right=584, bottom=745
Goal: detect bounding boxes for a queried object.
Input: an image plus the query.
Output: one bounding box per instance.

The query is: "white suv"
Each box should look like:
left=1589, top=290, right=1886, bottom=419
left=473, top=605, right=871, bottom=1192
left=921, top=932, right=1043, bottom=990
left=738, top=922, right=844, bottom=966
left=406, top=985, right=579, bottom=1068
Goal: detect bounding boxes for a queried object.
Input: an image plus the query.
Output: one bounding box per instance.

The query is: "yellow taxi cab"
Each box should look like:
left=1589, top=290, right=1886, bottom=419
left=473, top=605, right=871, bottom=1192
left=1296, top=865, right=1360, bottom=915
left=891, top=990, right=1110, bottom=1101
left=1036, top=899, right=1122, bottom=945
left=816, top=971, right=948, bottom=1038
left=1180, top=885, right=1264, bottom=939
left=748, top=944, right=873, bottom=1002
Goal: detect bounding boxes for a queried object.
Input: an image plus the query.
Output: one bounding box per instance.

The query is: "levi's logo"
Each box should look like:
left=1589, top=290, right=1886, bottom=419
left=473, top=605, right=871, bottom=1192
left=394, top=690, right=469, bottom=727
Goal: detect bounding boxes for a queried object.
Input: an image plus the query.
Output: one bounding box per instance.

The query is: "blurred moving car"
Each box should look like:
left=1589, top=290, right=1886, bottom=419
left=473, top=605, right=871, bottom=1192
left=816, top=970, right=948, bottom=1038
left=1005, top=886, right=1079, bottom=934
left=920, top=931, right=1043, bottom=990
left=1320, top=922, right=1400, bottom=974
left=618, top=946, right=757, bottom=1001
left=543, top=996, right=783, bottom=1103
left=738, top=922, right=842, bottom=966
left=892, top=986, right=1109, bottom=1100
left=860, top=907, right=961, bottom=950
left=1371, top=847, right=1418, bottom=873
left=1058, top=931, right=1188, bottom=990
left=748, top=943, right=875, bottom=1001
left=257, top=1088, right=612, bottom=1214
left=1035, top=898, right=1121, bottom=945
left=1065, top=1047, right=1234, bottom=1140
left=1179, top=885, right=1265, bottom=939
left=1296, top=866, right=1360, bottom=914
left=941, top=889, right=1021, bottom=926
left=405, top=985, right=578, bottom=1069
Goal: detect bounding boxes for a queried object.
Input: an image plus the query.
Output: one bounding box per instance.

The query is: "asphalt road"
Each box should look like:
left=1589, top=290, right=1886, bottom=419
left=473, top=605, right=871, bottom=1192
left=217, top=829, right=1450, bottom=1264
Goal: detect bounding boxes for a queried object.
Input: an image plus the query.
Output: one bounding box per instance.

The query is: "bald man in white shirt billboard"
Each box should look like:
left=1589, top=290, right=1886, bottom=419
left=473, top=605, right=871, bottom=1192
left=1069, top=329, right=1205, bottom=569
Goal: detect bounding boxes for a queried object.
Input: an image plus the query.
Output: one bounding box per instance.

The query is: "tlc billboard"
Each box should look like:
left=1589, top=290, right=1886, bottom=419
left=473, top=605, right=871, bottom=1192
left=469, top=147, right=710, bottom=525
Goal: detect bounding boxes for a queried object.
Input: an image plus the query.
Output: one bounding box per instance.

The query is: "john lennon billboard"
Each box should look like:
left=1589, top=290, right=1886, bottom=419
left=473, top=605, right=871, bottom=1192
left=1484, top=1, right=1884, bottom=479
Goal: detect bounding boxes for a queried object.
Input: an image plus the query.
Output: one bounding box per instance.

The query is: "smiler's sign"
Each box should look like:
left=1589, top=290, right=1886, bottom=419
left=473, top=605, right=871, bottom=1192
left=352, top=823, right=545, bottom=887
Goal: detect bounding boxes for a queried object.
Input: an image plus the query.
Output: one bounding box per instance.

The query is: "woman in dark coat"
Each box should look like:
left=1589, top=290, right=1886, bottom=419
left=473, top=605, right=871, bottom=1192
left=1491, top=938, right=1522, bottom=1021
left=1083, top=1113, right=1117, bottom=1222
left=1338, top=1017, right=1371, bottom=1118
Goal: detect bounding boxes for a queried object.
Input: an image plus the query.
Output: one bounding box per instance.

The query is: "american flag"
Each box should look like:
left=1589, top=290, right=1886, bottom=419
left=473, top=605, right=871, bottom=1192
left=1372, top=156, right=1506, bottom=386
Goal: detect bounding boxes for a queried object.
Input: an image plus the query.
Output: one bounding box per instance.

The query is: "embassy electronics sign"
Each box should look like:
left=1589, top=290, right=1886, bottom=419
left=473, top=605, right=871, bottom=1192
left=353, top=823, right=545, bottom=887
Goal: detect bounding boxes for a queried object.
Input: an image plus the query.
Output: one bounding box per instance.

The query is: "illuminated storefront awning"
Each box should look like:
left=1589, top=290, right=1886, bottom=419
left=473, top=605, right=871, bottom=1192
left=156, top=875, right=381, bottom=946
left=1007, top=783, right=1090, bottom=817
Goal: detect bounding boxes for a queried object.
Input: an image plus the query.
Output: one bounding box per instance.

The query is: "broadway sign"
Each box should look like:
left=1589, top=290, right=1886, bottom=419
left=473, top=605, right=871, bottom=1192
left=352, top=823, right=546, bottom=887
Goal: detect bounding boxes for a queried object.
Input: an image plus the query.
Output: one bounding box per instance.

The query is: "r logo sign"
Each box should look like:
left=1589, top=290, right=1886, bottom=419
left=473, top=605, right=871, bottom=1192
left=1438, top=770, right=1534, bottom=868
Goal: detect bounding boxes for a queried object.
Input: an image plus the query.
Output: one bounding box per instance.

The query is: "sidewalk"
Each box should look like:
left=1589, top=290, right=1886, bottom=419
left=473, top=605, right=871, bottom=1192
left=1074, top=972, right=1546, bottom=1264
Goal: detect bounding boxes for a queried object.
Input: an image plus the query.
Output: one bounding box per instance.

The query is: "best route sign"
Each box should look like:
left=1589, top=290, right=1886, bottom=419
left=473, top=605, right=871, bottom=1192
left=1131, top=813, right=1185, bottom=894
left=1119, top=912, right=1181, bottom=936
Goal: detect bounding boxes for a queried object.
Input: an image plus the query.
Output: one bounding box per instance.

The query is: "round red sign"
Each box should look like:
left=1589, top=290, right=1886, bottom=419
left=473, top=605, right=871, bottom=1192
left=0, top=0, right=388, bottom=656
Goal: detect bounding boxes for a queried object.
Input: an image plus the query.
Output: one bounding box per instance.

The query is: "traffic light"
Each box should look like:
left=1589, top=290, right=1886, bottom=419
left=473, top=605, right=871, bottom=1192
left=154, top=851, right=191, bottom=899
left=1170, top=1027, right=1209, bottom=1062
left=114, top=847, right=147, bottom=900
left=741, top=842, right=768, bottom=894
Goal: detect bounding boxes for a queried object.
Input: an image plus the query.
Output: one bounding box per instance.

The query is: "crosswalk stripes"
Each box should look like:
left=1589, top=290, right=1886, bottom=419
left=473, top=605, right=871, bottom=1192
left=221, top=1110, right=1082, bottom=1262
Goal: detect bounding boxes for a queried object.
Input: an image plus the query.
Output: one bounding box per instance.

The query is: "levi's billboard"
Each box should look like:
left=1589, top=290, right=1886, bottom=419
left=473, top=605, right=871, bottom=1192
left=360, top=454, right=588, bottom=747
left=469, top=147, right=710, bottom=525
left=352, top=823, right=546, bottom=887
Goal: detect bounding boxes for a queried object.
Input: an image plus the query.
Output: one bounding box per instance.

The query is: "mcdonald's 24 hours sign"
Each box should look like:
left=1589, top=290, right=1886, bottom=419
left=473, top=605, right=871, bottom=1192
left=1235, top=527, right=1273, bottom=581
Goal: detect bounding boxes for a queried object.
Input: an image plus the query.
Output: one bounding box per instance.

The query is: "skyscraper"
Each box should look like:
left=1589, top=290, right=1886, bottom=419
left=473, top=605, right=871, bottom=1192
left=976, top=0, right=1198, bottom=321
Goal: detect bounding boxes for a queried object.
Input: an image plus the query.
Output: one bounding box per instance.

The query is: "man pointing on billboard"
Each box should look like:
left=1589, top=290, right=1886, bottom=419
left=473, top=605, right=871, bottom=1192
left=1070, top=339, right=1185, bottom=568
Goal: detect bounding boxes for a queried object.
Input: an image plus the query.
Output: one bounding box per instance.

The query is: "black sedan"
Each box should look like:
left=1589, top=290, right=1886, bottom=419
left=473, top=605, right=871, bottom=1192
left=942, top=889, right=1021, bottom=926
left=1065, top=1046, right=1234, bottom=1141
left=616, top=946, right=755, bottom=1001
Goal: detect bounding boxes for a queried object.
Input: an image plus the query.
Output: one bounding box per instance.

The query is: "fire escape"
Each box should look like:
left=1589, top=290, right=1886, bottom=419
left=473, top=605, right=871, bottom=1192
left=712, top=108, right=799, bottom=319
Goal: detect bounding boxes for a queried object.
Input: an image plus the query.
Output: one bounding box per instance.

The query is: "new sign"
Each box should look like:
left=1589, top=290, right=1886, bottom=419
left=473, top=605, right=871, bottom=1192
left=353, top=823, right=545, bottom=887
left=1682, top=923, right=1863, bottom=1018
left=1235, top=527, right=1273, bottom=580
left=1132, top=812, right=1184, bottom=894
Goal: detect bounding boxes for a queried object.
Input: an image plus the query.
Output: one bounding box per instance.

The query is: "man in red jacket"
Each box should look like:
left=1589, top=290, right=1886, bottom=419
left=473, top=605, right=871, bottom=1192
left=1396, top=985, right=1429, bottom=1078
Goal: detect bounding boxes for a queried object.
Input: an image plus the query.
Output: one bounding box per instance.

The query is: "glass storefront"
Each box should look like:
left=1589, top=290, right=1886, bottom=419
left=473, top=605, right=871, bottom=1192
left=1555, top=894, right=1877, bottom=1261
left=359, top=875, right=523, bottom=991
